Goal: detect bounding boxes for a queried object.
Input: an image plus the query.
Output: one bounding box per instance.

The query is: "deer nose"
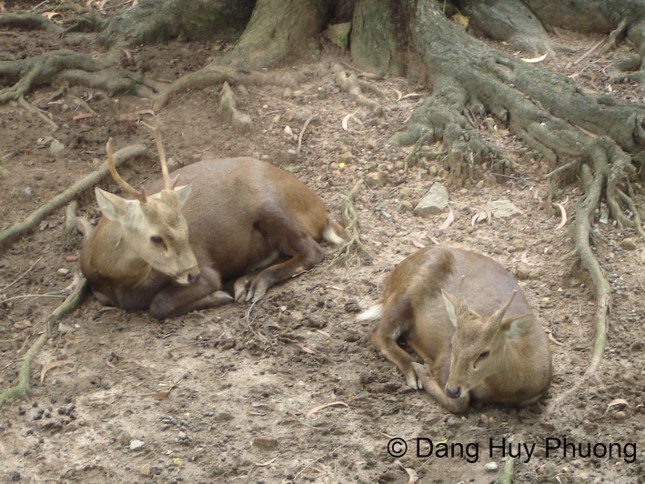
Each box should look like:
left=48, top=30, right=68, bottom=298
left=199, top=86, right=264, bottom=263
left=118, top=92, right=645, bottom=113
left=445, top=386, right=462, bottom=399
left=187, top=273, right=200, bottom=284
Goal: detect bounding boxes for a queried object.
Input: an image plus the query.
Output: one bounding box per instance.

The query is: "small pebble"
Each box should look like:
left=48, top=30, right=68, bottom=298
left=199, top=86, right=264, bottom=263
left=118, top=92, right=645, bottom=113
left=484, top=462, right=498, bottom=472
left=130, top=439, right=145, bottom=451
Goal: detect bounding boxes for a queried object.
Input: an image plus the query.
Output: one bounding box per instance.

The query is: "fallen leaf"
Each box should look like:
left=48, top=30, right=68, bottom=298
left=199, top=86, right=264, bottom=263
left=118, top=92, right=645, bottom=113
left=411, top=238, right=425, bottom=249
left=470, top=210, right=489, bottom=226
left=521, top=53, right=548, bottom=63
left=395, top=459, right=419, bottom=483
left=40, top=360, right=72, bottom=383
left=306, top=401, right=349, bottom=417
left=73, top=112, right=94, bottom=121
left=439, top=206, right=455, bottom=230
left=399, top=93, right=424, bottom=101
left=451, top=12, right=469, bottom=29
left=297, top=344, right=316, bottom=354
left=394, top=89, right=403, bottom=101
left=554, top=203, right=567, bottom=229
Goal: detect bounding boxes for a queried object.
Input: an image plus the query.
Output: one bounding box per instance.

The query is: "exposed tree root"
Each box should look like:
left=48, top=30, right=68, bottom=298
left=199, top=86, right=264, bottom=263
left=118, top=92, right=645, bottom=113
left=575, top=142, right=612, bottom=376
left=0, top=144, right=147, bottom=256
left=0, top=50, right=156, bottom=104
left=333, top=180, right=370, bottom=264
left=217, top=81, right=252, bottom=132
left=0, top=275, right=89, bottom=405
left=0, top=12, right=63, bottom=34
left=334, top=66, right=383, bottom=115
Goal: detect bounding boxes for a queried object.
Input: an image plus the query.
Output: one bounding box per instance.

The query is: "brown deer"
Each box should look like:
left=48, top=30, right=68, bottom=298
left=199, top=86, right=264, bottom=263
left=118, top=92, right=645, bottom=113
left=358, top=246, right=552, bottom=414
left=80, top=127, right=343, bottom=319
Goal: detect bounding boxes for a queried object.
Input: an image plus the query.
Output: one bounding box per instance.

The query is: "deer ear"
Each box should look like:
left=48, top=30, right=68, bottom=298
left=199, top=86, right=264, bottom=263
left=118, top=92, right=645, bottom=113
left=442, top=290, right=461, bottom=328
left=174, top=184, right=192, bottom=208
left=95, top=188, right=140, bottom=225
left=501, top=314, right=535, bottom=337
left=95, top=188, right=127, bottom=221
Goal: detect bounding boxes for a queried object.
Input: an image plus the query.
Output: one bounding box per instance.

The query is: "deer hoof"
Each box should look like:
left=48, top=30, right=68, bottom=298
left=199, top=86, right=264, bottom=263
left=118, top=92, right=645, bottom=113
left=410, top=362, right=432, bottom=390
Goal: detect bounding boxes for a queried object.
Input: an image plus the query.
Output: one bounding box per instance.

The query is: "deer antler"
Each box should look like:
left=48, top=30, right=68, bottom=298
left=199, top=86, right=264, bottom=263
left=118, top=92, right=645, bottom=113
left=141, top=122, right=179, bottom=190
left=106, top=138, right=147, bottom=203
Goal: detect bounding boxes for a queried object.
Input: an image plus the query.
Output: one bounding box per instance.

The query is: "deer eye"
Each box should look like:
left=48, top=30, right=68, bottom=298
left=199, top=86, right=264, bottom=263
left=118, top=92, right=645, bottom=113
left=478, top=351, right=490, bottom=361
left=150, top=235, right=164, bottom=245
left=474, top=351, right=490, bottom=368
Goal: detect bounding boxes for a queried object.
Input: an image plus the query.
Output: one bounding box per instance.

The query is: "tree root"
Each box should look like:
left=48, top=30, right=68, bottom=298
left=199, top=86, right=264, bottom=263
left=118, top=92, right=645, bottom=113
left=154, top=66, right=239, bottom=110
left=0, top=12, right=63, bottom=34
left=575, top=142, right=613, bottom=376
left=333, top=180, right=370, bottom=264
left=0, top=144, right=147, bottom=256
left=0, top=275, right=89, bottom=405
left=334, top=67, right=383, bottom=115
left=217, top=81, right=252, bottom=132
left=0, top=50, right=156, bottom=104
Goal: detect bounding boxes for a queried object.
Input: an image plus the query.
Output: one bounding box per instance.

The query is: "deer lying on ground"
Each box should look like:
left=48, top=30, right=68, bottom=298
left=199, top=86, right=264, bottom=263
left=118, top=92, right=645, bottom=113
left=358, top=246, right=552, bottom=414
left=80, top=127, right=343, bottom=320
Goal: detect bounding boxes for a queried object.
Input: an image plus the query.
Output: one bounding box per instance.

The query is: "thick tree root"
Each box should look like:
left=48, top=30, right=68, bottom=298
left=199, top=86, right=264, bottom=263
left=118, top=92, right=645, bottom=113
left=0, top=12, right=63, bottom=33
left=334, top=67, right=383, bottom=114
left=0, top=144, right=147, bottom=256
left=0, top=50, right=156, bottom=103
left=0, top=275, right=89, bottom=406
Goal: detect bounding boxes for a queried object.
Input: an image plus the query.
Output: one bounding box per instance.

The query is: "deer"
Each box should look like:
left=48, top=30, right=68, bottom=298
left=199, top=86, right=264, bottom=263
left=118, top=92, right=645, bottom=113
left=358, top=246, right=552, bottom=414
left=80, top=126, right=344, bottom=320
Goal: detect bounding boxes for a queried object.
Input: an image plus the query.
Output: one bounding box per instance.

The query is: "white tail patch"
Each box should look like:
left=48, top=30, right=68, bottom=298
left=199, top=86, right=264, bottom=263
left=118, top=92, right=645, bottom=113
left=323, top=223, right=344, bottom=245
left=356, top=303, right=383, bottom=321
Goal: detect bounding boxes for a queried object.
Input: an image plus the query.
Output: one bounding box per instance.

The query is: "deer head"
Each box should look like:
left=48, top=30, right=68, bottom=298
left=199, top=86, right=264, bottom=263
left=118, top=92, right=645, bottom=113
left=442, top=290, right=535, bottom=399
left=95, top=126, right=199, bottom=285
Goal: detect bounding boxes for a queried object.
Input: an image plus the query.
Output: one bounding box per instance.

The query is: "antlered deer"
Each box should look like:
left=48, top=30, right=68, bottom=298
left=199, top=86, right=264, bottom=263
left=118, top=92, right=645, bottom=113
left=358, top=246, right=552, bottom=414
left=80, top=127, right=343, bottom=319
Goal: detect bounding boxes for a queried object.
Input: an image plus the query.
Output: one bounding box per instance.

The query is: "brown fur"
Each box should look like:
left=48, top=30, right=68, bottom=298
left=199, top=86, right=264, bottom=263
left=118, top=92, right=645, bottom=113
left=365, top=246, right=552, bottom=414
left=81, top=157, right=343, bottom=319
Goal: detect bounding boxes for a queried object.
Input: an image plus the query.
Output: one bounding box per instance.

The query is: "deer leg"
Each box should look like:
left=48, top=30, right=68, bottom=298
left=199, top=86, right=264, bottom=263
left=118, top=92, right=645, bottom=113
left=243, top=218, right=325, bottom=302
left=411, top=362, right=470, bottom=413
left=370, top=299, right=421, bottom=389
left=149, top=266, right=231, bottom=319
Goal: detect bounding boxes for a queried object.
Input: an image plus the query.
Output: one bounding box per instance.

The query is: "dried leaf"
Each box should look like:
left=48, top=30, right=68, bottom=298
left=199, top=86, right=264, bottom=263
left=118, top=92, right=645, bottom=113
left=400, top=93, right=424, bottom=101
left=73, top=112, right=94, bottom=121
left=297, top=344, right=316, bottom=354
left=40, top=360, right=72, bottom=383
left=439, top=206, right=455, bottom=230
left=341, top=110, right=361, bottom=131
left=411, top=238, right=425, bottom=249
left=395, top=460, right=419, bottom=483
left=451, top=12, right=469, bottom=29
left=42, top=12, right=62, bottom=20
left=148, top=390, right=173, bottom=400
left=394, top=89, right=403, bottom=101
left=342, top=113, right=353, bottom=131
left=521, top=53, right=548, bottom=63
left=554, top=203, right=567, bottom=229
left=470, top=210, right=489, bottom=226
left=600, top=398, right=630, bottom=418
left=306, top=401, right=349, bottom=417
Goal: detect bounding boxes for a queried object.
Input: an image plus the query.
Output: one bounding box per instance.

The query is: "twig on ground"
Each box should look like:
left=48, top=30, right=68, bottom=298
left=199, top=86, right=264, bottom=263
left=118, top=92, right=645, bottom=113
left=1, top=256, right=43, bottom=291
left=297, top=115, right=316, bottom=156
left=0, top=275, right=89, bottom=405
left=18, top=95, right=59, bottom=130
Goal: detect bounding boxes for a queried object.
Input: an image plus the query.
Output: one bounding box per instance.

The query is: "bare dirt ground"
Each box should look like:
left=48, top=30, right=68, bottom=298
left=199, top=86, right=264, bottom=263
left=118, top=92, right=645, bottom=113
left=0, top=5, right=643, bottom=483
